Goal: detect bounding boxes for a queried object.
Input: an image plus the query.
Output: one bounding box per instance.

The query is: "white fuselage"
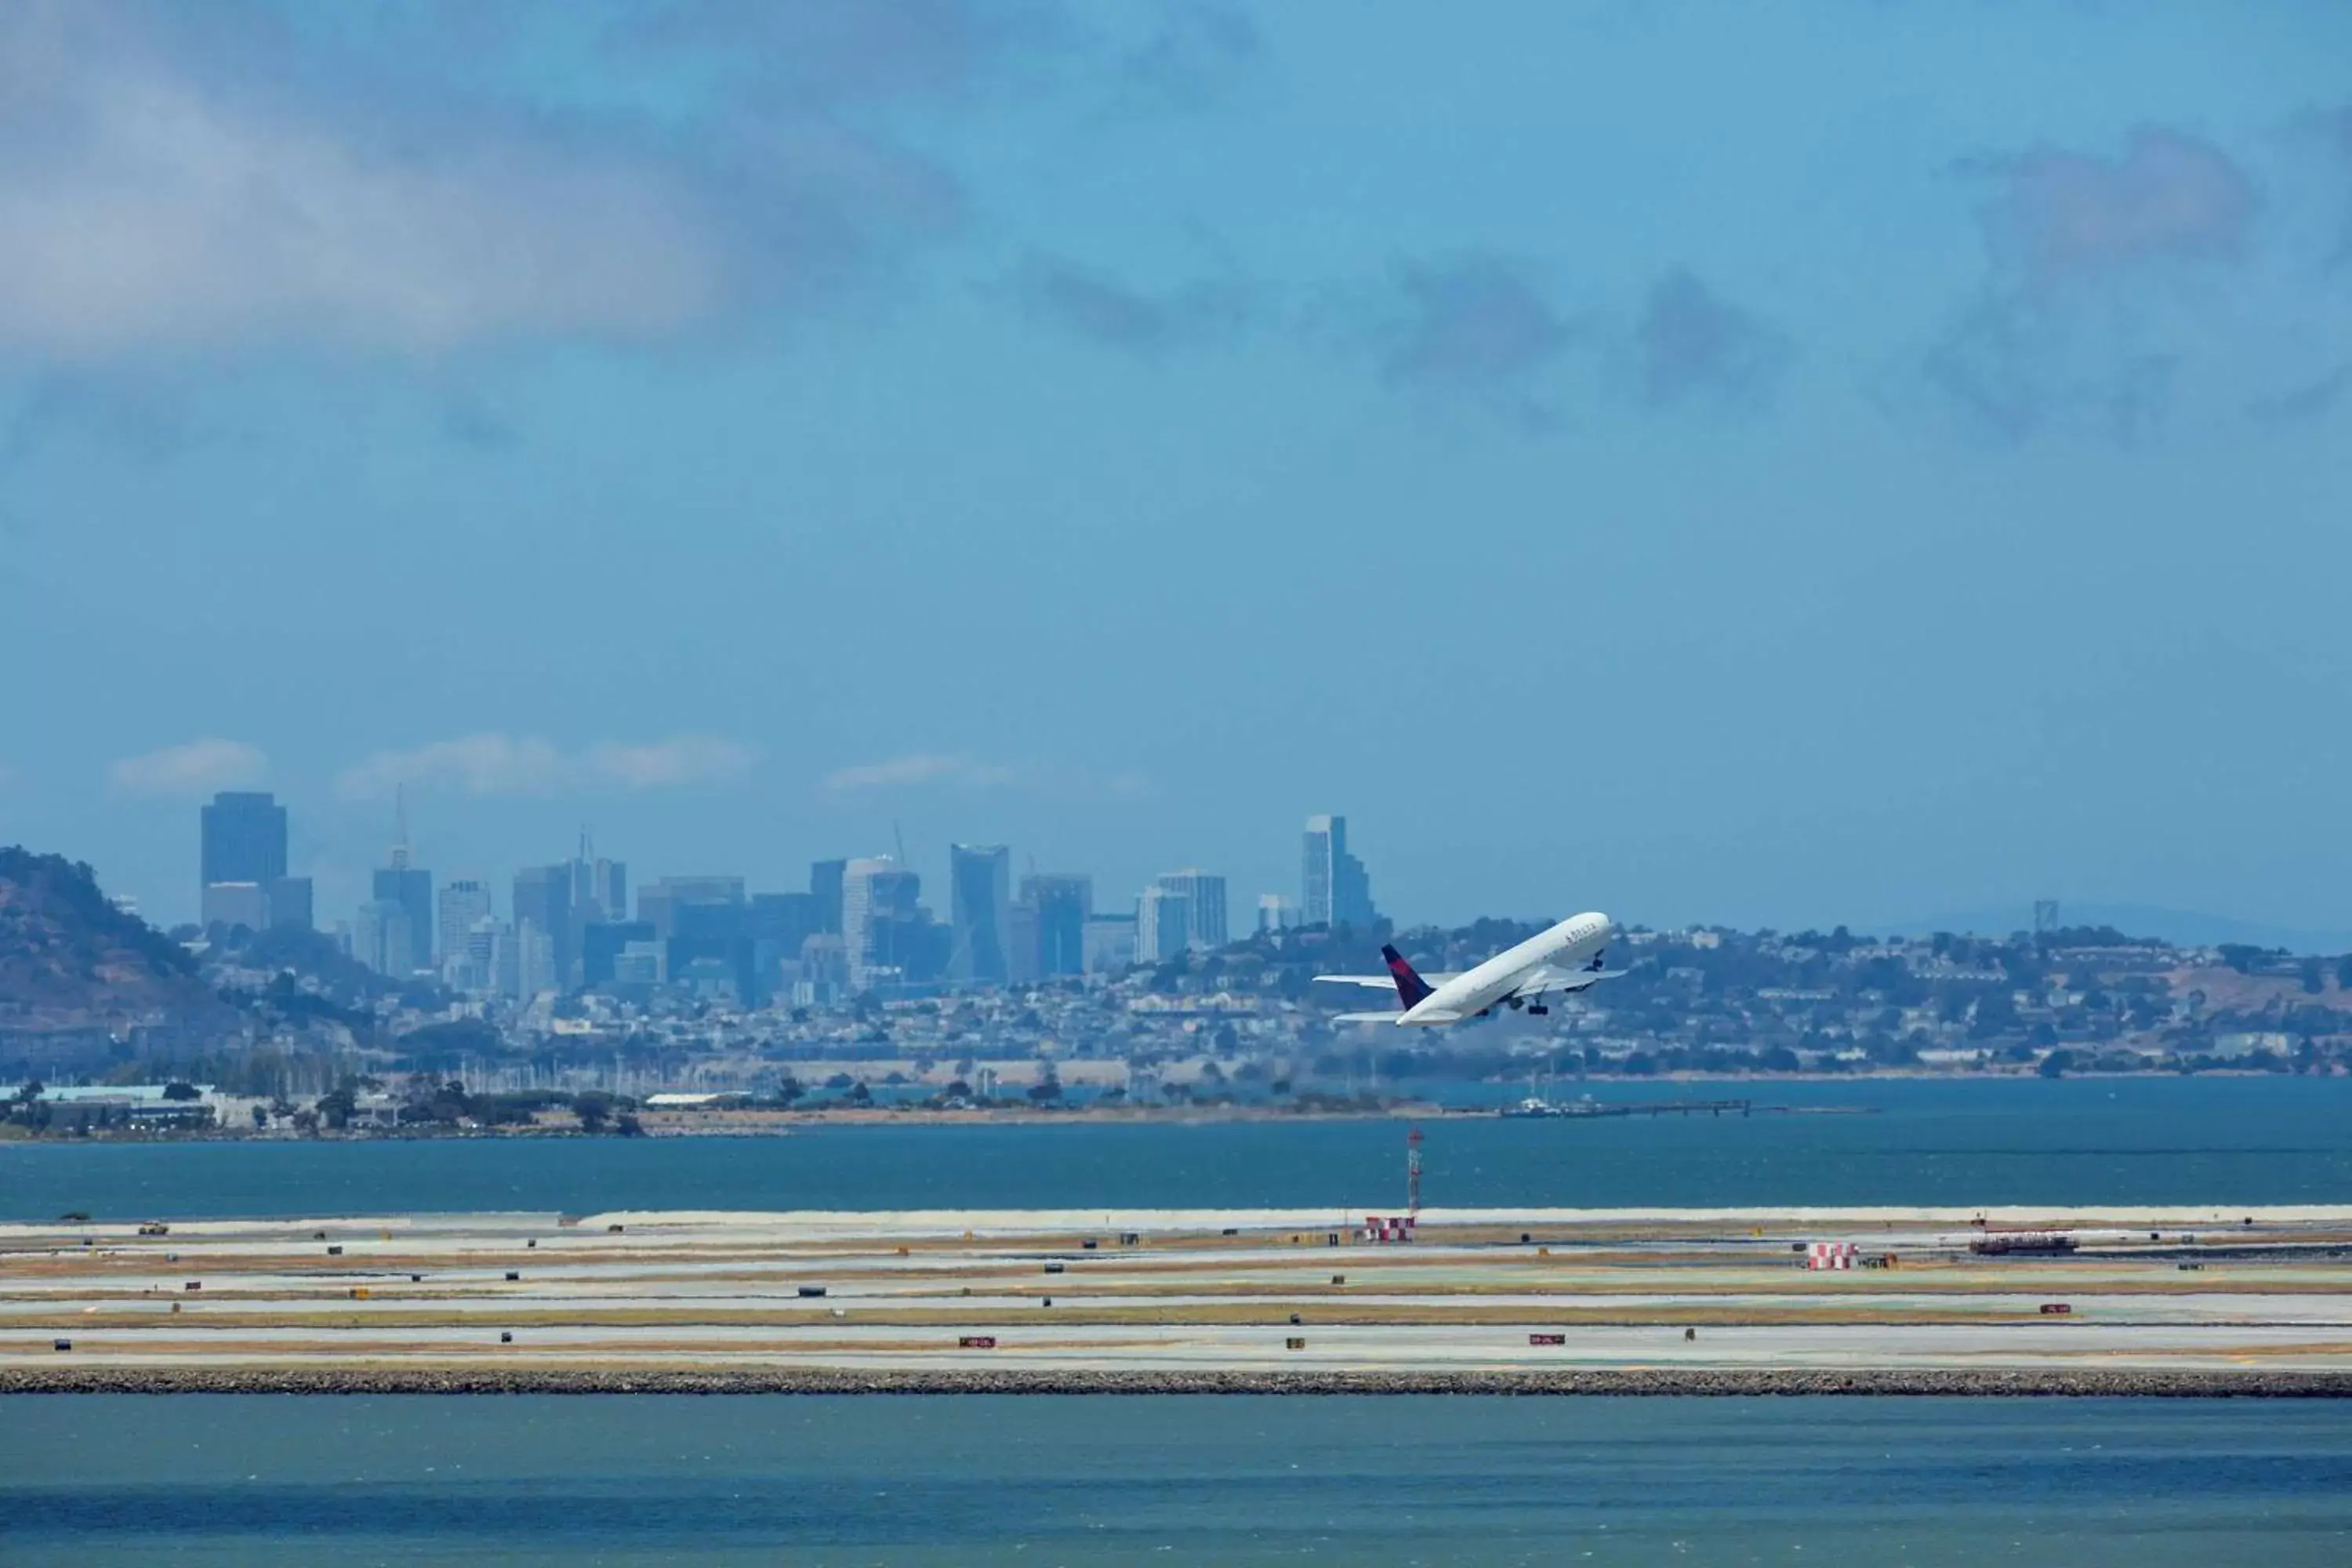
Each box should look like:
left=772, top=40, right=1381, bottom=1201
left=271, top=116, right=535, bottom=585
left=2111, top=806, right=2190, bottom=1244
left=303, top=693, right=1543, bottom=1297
left=1400, top=910, right=1614, bottom=1024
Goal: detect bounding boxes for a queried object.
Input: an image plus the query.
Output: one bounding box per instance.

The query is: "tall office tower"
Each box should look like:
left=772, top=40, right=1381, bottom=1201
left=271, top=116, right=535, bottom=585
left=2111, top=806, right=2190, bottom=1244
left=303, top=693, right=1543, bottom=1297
left=1156, top=869, right=1228, bottom=950
left=581, top=920, right=656, bottom=990
left=748, top=893, right=822, bottom=1002
left=1257, top=894, right=1298, bottom=934
left=512, top=866, right=572, bottom=991
left=1083, top=912, right=1138, bottom=973
left=809, top=859, right=847, bottom=935
left=949, top=844, right=1012, bottom=985
left=1136, top=885, right=1192, bottom=964
left=796, top=935, right=849, bottom=1007
left=373, top=861, right=434, bottom=971
left=564, top=835, right=626, bottom=924
left=200, top=791, right=287, bottom=913
left=1301, top=814, right=1377, bottom=930
left=448, top=916, right=503, bottom=994
left=749, top=892, right=821, bottom=952
left=636, top=876, right=746, bottom=939
left=514, top=919, right=560, bottom=1001
left=485, top=920, right=521, bottom=998
left=368, top=793, right=434, bottom=967
left=841, top=856, right=921, bottom=990
left=437, top=880, right=492, bottom=967
left=201, top=881, right=270, bottom=932
left=1005, top=899, right=1040, bottom=985
left=267, top=877, right=314, bottom=931
left=354, top=898, right=415, bottom=978
left=1021, top=873, right=1093, bottom=977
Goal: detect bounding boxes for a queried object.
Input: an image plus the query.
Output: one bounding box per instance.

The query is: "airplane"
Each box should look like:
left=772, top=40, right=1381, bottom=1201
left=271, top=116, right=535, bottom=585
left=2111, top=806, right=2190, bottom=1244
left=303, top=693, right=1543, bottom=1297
left=1314, top=911, right=1620, bottom=1025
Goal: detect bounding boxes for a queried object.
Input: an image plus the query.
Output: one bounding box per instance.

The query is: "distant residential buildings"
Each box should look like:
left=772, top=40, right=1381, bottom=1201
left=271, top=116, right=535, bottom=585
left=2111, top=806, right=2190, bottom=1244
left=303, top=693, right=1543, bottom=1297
left=1302, top=814, right=1377, bottom=930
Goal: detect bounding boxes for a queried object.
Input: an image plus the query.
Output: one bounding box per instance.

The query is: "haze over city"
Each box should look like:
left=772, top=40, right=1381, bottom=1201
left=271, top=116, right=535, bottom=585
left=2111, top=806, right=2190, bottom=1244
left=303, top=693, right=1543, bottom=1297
left=5, top=1, right=2350, bottom=940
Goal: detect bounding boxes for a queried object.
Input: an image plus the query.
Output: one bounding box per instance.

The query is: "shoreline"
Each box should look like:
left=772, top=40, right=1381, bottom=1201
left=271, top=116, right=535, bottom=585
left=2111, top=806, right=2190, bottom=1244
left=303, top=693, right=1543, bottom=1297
left=9, top=1367, right=2352, bottom=1396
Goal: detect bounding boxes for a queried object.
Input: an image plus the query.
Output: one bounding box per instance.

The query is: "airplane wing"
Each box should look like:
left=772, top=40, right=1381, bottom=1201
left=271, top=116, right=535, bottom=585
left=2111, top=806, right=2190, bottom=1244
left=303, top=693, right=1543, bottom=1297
left=1332, top=1009, right=1464, bottom=1025
left=1512, top=967, right=1626, bottom=1000
left=1313, top=973, right=1461, bottom=989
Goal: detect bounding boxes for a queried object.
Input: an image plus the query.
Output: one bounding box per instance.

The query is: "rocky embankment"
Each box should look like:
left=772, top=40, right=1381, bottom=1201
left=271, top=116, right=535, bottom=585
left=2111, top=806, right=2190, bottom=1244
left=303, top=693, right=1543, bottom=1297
left=8, top=1367, right=2352, bottom=1396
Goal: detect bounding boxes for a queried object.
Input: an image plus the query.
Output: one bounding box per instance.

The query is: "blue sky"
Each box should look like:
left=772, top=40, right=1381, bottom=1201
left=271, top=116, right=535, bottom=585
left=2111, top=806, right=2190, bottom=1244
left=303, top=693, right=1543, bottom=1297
left=3, top=0, right=2350, bottom=938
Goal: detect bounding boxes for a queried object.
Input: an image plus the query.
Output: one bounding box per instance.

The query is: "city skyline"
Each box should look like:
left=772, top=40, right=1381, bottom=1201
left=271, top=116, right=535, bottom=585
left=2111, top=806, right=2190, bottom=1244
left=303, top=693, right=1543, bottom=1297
left=177, top=788, right=1391, bottom=1001
left=5, top=4, right=2350, bottom=942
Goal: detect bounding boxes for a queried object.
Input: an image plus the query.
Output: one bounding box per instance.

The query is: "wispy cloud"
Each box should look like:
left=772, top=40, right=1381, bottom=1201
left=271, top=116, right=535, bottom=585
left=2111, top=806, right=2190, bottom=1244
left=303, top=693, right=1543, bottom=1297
left=1914, top=125, right=2260, bottom=444
left=1632, top=270, right=1791, bottom=412
left=0, top=2, right=971, bottom=364
left=586, top=735, right=753, bottom=790
left=1365, top=256, right=1578, bottom=425
left=822, top=753, right=1017, bottom=793
left=1006, top=253, right=1254, bottom=355
left=337, top=733, right=752, bottom=800
left=1114, top=2, right=1261, bottom=117
left=107, top=738, right=267, bottom=799
left=2249, top=363, right=2352, bottom=428
left=1963, top=126, right=2259, bottom=294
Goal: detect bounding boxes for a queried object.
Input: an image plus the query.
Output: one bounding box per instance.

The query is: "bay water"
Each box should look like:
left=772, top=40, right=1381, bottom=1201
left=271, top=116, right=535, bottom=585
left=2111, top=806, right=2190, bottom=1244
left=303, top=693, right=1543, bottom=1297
left=5, top=1077, right=2350, bottom=1221
left=5, top=1394, right=2350, bottom=1565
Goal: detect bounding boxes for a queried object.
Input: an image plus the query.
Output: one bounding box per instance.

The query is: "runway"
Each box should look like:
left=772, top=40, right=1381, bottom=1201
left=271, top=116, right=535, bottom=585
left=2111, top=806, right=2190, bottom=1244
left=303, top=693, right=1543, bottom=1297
left=5, top=1207, right=2350, bottom=1391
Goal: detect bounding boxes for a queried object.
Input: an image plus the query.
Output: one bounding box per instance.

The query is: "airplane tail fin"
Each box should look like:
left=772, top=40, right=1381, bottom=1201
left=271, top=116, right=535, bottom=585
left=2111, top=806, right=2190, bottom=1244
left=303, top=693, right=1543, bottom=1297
left=1381, top=944, right=1434, bottom=1008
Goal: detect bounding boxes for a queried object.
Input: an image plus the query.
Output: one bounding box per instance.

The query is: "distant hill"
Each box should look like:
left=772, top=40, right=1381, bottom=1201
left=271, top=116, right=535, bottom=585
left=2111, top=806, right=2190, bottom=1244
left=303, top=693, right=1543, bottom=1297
left=1886, top=902, right=2352, bottom=957
left=0, top=847, right=238, bottom=1072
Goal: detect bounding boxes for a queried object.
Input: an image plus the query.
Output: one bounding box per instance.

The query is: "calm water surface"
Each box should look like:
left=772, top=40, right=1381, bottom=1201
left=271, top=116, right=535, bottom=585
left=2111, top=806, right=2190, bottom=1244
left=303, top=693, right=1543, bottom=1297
left=4, top=1395, right=2350, bottom=1565
left=4, top=1078, right=2350, bottom=1220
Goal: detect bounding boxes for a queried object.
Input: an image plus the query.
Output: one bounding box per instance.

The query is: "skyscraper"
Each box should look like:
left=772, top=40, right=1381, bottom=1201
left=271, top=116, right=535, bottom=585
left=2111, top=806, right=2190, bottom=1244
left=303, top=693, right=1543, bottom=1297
left=841, top=856, right=920, bottom=991
left=201, top=882, right=270, bottom=932
left=1302, top=814, right=1377, bottom=931
left=373, top=860, right=434, bottom=972
left=567, top=838, right=626, bottom=924
left=809, top=858, right=847, bottom=935
left=437, top=880, right=492, bottom=970
left=200, top=792, right=286, bottom=912
left=949, top=843, right=1012, bottom=985
left=1083, top=912, right=1138, bottom=974
left=512, top=866, right=572, bottom=990
left=267, top=877, right=313, bottom=931
left=1156, top=869, right=1228, bottom=950
left=1136, top=886, right=1192, bottom=964
left=354, top=898, right=414, bottom=978
left=1022, top=873, right=1093, bottom=978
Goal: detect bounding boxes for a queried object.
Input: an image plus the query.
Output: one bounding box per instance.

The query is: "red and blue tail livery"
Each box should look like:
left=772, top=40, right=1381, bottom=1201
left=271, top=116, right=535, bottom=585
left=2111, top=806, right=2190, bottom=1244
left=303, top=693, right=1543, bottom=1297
left=1381, top=945, right=1435, bottom=1007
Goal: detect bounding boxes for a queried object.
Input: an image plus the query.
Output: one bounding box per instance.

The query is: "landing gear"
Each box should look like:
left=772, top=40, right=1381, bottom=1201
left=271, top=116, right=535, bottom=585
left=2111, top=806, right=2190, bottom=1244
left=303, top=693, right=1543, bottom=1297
left=1528, top=1004, right=1549, bottom=1017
